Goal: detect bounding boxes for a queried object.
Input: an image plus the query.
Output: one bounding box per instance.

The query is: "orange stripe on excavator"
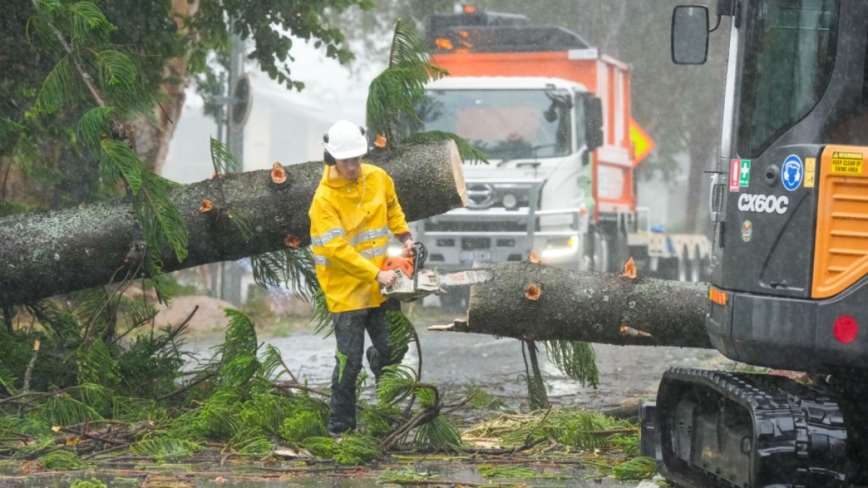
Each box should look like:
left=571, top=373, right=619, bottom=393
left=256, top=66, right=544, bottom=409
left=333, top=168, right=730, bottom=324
left=812, top=145, right=868, bottom=298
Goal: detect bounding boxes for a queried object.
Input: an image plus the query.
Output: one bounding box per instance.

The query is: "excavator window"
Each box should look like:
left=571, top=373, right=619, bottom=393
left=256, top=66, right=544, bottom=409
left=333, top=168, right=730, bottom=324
left=736, top=0, right=838, bottom=158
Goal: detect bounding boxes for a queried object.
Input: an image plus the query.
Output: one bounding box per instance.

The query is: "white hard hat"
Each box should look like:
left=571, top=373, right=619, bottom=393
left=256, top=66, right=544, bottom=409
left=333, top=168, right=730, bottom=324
left=323, top=120, right=368, bottom=160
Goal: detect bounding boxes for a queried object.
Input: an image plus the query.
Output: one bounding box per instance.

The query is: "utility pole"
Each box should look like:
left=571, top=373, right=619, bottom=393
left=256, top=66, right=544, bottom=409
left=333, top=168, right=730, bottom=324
left=220, top=33, right=247, bottom=306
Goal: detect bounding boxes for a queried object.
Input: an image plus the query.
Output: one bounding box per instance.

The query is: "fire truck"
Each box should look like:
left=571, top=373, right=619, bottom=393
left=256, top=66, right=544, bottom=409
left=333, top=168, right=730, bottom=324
left=405, top=7, right=711, bottom=306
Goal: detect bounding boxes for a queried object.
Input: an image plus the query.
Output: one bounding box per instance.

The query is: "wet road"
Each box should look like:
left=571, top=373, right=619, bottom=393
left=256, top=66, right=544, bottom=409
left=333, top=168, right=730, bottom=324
left=183, top=306, right=727, bottom=412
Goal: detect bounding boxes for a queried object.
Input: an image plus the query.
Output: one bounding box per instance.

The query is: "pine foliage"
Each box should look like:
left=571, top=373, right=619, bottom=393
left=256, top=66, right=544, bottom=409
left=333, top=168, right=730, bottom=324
left=545, top=340, right=600, bottom=388
left=366, top=18, right=447, bottom=144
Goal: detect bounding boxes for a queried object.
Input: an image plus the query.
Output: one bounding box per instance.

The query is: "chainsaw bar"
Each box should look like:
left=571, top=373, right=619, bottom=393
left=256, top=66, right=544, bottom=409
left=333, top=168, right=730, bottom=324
left=439, top=269, right=493, bottom=287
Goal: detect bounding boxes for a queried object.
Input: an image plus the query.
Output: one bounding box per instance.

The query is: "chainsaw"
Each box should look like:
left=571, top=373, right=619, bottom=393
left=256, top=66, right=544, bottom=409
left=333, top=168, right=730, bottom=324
left=380, top=242, right=493, bottom=302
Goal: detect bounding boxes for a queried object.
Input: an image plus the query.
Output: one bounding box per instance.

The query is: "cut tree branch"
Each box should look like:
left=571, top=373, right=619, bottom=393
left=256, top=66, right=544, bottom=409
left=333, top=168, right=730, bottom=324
left=430, top=262, right=712, bottom=349
left=0, top=141, right=467, bottom=307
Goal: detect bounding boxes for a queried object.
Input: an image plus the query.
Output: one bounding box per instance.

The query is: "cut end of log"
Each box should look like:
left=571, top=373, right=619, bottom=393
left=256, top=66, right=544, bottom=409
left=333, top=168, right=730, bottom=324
left=270, top=162, right=287, bottom=184
left=620, top=257, right=637, bottom=279
left=284, top=234, right=301, bottom=249
left=448, top=140, right=468, bottom=208
left=200, top=199, right=213, bottom=213
left=529, top=251, right=542, bottom=264
left=375, top=134, right=387, bottom=148
left=524, top=284, right=541, bottom=301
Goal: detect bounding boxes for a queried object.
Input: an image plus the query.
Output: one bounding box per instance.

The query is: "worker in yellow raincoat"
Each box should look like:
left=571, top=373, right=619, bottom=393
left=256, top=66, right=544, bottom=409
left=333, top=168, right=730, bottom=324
left=308, top=120, right=414, bottom=438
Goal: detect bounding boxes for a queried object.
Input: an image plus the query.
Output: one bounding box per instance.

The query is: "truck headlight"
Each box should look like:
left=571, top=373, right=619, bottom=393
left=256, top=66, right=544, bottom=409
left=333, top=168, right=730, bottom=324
left=541, top=235, right=579, bottom=259
left=502, top=193, right=518, bottom=209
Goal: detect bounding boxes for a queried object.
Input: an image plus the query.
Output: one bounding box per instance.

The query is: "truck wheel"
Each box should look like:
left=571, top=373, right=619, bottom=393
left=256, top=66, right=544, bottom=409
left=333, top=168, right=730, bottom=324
left=610, top=227, right=629, bottom=274
left=591, top=229, right=609, bottom=272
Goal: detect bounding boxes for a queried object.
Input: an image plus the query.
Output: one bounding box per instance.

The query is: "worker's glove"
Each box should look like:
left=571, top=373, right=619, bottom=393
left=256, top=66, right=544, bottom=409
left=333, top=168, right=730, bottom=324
left=402, top=238, right=415, bottom=257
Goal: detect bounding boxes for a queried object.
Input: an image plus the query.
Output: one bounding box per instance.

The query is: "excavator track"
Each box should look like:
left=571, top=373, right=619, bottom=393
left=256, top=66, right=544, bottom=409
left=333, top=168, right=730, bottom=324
left=654, top=368, right=852, bottom=488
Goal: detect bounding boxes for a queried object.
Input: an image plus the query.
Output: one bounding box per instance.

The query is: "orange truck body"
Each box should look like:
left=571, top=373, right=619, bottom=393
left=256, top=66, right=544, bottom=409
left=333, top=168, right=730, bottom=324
left=431, top=50, right=638, bottom=221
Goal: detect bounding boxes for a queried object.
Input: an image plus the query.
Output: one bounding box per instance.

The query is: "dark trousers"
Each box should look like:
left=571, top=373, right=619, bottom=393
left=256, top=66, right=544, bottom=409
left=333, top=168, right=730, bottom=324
left=328, top=300, right=406, bottom=434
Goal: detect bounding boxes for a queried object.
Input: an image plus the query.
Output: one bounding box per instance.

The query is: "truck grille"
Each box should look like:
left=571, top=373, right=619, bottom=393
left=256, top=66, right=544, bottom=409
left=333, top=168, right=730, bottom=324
left=462, top=237, right=491, bottom=250
left=423, top=221, right=528, bottom=232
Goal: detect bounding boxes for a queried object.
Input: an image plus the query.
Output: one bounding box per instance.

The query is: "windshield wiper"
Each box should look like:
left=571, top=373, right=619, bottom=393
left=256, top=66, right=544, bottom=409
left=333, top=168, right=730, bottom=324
left=495, top=143, right=561, bottom=167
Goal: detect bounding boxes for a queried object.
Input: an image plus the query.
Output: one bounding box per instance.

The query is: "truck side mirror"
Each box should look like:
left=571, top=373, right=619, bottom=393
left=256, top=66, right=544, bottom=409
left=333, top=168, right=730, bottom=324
left=583, top=97, right=603, bottom=151
left=672, top=5, right=709, bottom=64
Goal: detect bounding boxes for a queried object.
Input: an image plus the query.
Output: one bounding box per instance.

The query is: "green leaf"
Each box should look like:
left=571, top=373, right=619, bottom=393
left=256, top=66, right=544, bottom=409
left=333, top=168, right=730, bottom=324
left=209, top=137, right=241, bottom=174
left=36, top=55, right=77, bottom=114
left=78, top=106, right=113, bottom=152
left=97, top=50, right=136, bottom=87
left=100, top=139, right=142, bottom=194
left=69, top=1, right=115, bottom=47
left=133, top=172, right=189, bottom=264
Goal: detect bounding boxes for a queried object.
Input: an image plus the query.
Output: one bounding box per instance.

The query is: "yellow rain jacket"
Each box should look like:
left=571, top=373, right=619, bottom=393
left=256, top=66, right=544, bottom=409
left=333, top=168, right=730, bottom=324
left=309, top=163, right=411, bottom=313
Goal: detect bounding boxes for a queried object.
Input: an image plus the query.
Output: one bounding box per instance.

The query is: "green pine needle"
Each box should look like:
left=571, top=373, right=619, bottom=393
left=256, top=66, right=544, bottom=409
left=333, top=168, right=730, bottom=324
left=412, top=415, right=462, bottom=449
left=613, top=456, right=658, bottom=481
left=385, top=310, right=415, bottom=362
left=333, top=431, right=383, bottom=466
left=96, top=50, right=136, bottom=87
left=39, top=450, right=86, bottom=470
left=545, top=340, right=600, bottom=388
left=403, top=130, right=489, bottom=165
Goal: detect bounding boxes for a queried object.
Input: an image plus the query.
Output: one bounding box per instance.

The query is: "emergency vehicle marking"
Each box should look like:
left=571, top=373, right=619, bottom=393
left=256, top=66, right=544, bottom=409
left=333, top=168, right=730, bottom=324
left=729, top=159, right=740, bottom=192
left=739, top=160, right=751, bottom=188
left=737, top=193, right=788, bottom=214
left=782, top=155, right=803, bottom=191
left=830, top=151, right=863, bottom=175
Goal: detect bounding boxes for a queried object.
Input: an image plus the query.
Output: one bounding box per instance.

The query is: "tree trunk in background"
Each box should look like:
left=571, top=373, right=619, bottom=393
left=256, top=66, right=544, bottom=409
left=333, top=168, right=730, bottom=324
left=431, top=262, right=713, bottom=350
left=0, top=141, right=467, bottom=307
left=132, top=0, right=200, bottom=175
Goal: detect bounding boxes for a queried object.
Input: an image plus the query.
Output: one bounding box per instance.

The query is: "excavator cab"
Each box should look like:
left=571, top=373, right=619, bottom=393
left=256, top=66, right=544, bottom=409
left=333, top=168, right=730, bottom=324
left=645, top=1, right=868, bottom=487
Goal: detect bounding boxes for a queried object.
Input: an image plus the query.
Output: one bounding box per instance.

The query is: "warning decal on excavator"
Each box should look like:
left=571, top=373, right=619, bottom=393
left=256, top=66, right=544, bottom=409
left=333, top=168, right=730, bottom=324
left=830, top=151, right=863, bottom=175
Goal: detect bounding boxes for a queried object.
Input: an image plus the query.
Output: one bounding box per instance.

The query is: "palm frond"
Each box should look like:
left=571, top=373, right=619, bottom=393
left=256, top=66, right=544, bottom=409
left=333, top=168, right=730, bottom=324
left=544, top=340, right=599, bottom=388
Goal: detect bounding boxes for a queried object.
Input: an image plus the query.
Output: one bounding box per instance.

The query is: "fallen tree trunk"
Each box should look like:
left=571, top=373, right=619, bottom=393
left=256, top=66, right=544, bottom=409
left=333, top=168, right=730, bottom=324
left=0, top=141, right=467, bottom=307
left=430, top=262, right=713, bottom=349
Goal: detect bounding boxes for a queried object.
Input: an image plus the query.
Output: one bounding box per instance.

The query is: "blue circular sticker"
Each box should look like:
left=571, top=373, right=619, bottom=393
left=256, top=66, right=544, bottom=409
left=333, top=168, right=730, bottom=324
left=782, top=155, right=803, bottom=191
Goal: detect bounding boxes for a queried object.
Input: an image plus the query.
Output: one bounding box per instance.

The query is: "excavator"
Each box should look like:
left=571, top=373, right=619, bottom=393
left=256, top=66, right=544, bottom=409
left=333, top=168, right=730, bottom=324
left=640, top=1, right=868, bottom=487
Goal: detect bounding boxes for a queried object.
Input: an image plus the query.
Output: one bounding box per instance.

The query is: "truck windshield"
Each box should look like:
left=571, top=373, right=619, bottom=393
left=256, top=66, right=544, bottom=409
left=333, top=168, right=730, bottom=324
left=737, top=0, right=838, bottom=158
left=416, top=89, right=572, bottom=160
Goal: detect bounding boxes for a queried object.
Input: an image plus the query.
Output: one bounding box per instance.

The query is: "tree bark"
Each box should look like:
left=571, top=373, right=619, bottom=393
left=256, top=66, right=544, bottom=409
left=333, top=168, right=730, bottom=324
left=430, top=262, right=713, bottom=349
left=0, top=141, right=467, bottom=308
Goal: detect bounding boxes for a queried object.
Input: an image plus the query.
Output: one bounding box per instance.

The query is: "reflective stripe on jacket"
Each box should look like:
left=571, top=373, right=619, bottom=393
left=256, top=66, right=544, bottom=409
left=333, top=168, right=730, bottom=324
left=309, top=163, right=410, bottom=313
